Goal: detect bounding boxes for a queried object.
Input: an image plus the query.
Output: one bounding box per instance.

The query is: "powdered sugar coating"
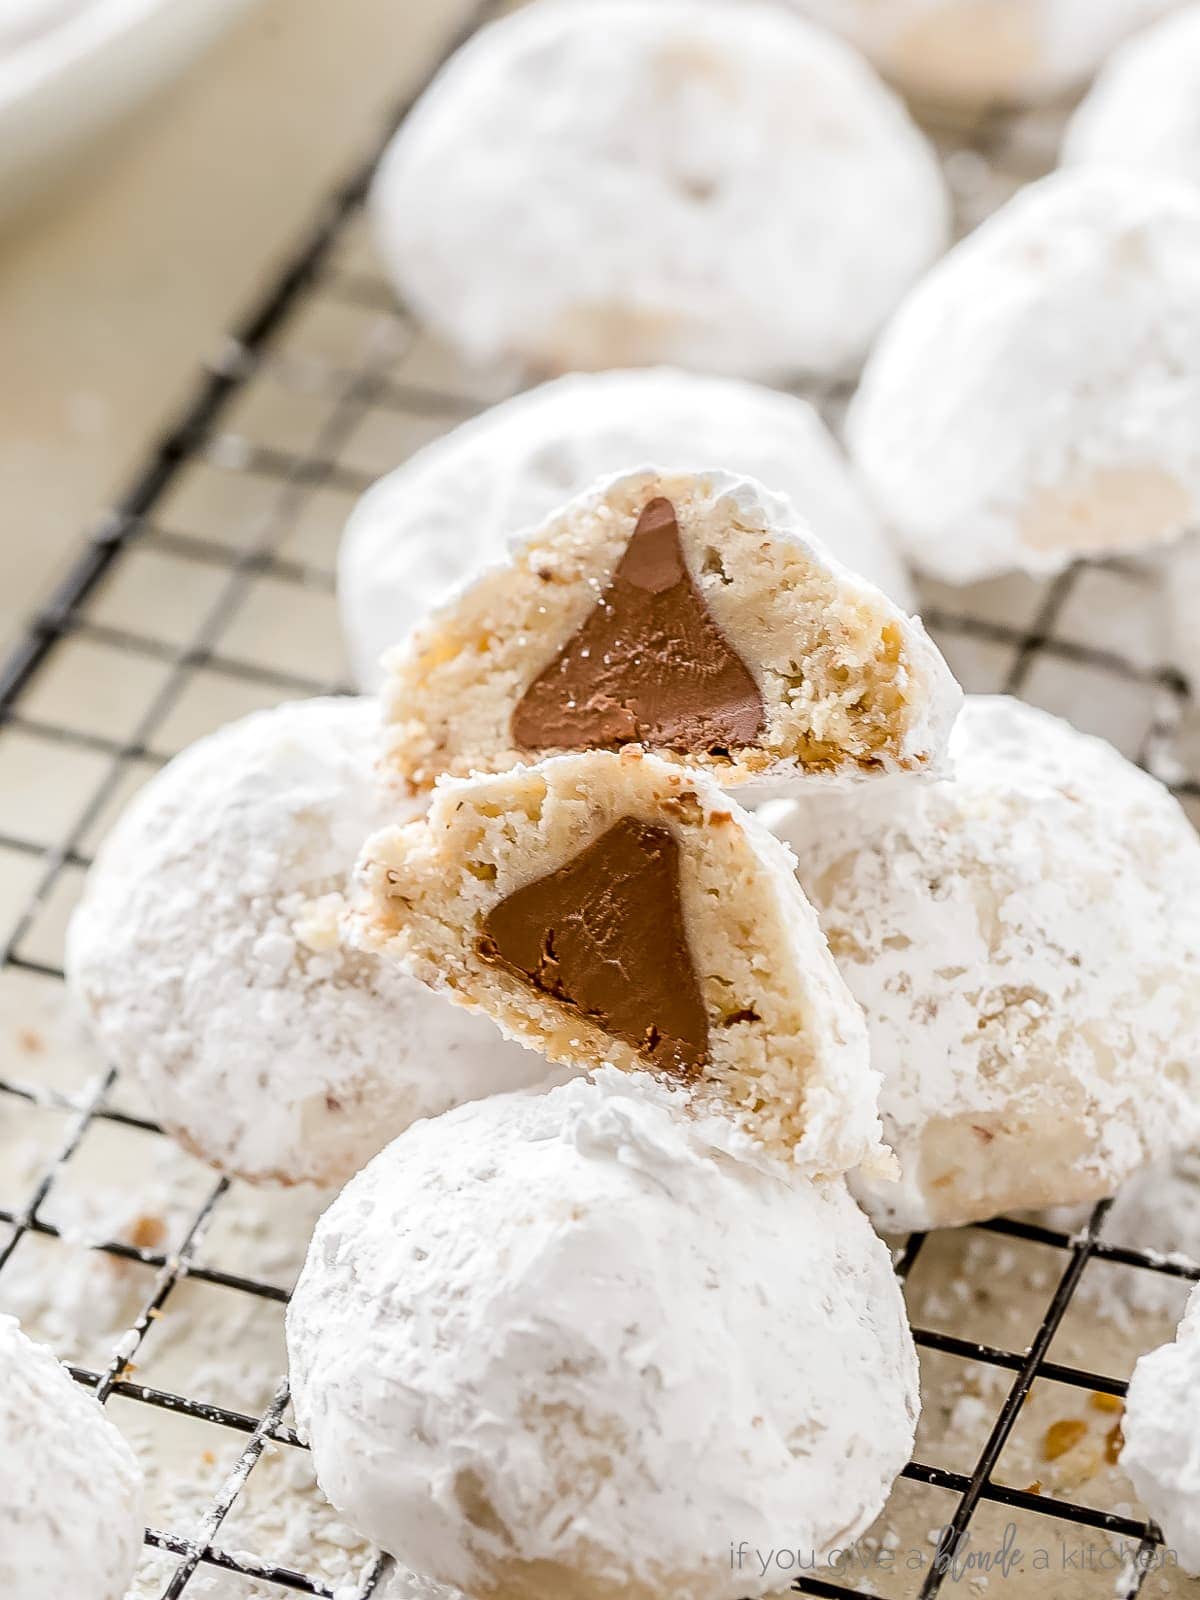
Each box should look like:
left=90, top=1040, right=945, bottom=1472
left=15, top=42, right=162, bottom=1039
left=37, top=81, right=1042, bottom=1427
left=1122, top=1283, right=1200, bottom=1572
left=339, top=369, right=914, bottom=689
left=764, top=696, right=1200, bottom=1231
left=783, top=0, right=1181, bottom=108
left=370, top=0, right=948, bottom=382
left=65, top=697, right=547, bottom=1187
left=1063, top=5, right=1200, bottom=188
left=288, top=1072, right=919, bottom=1600
left=848, top=169, right=1200, bottom=583
left=0, top=1315, right=144, bottom=1600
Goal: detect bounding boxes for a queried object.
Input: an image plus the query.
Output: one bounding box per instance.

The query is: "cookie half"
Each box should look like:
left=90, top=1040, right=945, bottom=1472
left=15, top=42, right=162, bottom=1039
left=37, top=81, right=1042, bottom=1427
left=382, top=467, right=960, bottom=793
left=352, top=750, right=883, bottom=1177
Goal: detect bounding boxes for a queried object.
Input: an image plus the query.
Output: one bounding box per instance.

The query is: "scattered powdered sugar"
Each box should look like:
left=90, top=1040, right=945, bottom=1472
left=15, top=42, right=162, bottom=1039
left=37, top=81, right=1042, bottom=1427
left=64, top=696, right=549, bottom=1187
left=1042, top=1147, right=1200, bottom=1329
left=287, top=1072, right=919, bottom=1600
left=338, top=367, right=913, bottom=688
left=764, top=696, right=1200, bottom=1230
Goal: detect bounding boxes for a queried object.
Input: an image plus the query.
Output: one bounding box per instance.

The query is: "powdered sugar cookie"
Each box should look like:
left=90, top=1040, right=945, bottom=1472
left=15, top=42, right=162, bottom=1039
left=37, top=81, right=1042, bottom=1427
left=1063, top=4, right=1200, bottom=187
left=785, top=0, right=1181, bottom=109
left=848, top=170, right=1200, bottom=583
left=764, top=696, right=1200, bottom=1230
left=353, top=749, right=883, bottom=1177
left=287, top=1073, right=919, bottom=1600
left=382, top=467, right=958, bottom=794
left=338, top=368, right=914, bottom=689
left=1122, top=1282, right=1200, bottom=1572
left=66, top=697, right=547, bottom=1187
left=370, top=0, right=948, bottom=380
left=0, top=1316, right=144, bottom=1600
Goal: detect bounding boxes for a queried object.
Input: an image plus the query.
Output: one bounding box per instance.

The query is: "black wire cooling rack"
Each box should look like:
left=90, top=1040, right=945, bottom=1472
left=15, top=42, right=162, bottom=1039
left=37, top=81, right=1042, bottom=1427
left=1, top=4, right=1199, bottom=1596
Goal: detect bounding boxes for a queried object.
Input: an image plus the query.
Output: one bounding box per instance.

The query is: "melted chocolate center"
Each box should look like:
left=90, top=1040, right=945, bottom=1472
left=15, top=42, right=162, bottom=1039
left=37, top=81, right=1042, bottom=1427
left=477, top=816, right=709, bottom=1078
left=511, top=497, right=764, bottom=756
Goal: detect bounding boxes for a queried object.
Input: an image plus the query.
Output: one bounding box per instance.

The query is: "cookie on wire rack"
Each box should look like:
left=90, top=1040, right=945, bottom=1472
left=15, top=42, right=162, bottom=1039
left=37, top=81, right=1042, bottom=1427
left=848, top=168, right=1200, bottom=584
left=380, top=467, right=959, bottom=796
left=352, top=747, right=886, bottom=1180
left=337, top=366, right=914, bottom=691
left=764, top=695, right=1200, bottom=1230
left=287, top=1072, right=920, bottom=1600
left=369, top=0, right=948, bottom=381
left=782, top=0, right=1181, bottom=111
left=66, top=697, right=549, bottom=1189
left=0, top=1316, right=144, bottom=1600
left=1122, top=1281, right=1200, bottom=1575
left=1063, top=4, right=1200, bottom=188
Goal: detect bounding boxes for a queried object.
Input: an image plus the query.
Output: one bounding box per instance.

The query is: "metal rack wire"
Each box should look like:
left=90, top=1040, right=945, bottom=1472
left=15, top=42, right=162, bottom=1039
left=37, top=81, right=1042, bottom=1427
left=1, top=4, right=1198, bottom=1596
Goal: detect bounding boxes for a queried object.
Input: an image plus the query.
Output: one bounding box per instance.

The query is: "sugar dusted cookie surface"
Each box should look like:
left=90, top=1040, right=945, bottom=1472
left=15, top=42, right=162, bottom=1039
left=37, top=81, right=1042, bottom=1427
left=848, top=170, right=1200, bottom=584
left=66, top=697, right=547, bottom=1188
left=353, top=749, right=883, bottom=1177
left=338, top=367, right=914, bottom=689
left=1122, top=1283, right=1200, bottom=1573
left=1064, top=4, right=1200, bottom=187
left=287, top=1073, right=919, bottom=1600
left=383, top=467, right=959, bottom=795
left=370, top=0, right=948, bottom=381
left=765, top=696, right=1200, bottom=1230
left=785, top=0, right=1181, bottom=108
left=0, top=1316, right=144, bottom=1600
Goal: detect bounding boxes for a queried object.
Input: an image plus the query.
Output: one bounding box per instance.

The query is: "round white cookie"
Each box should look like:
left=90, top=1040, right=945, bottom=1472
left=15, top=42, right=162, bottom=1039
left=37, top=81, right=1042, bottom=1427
left=1063, top=5, right=1200, bottom=188
left=370, top=0, right=948, bottom=382
left=784, top=0, right=1181, bottom=108
left=66, top=697, right=547, bottom=1187
left=288, top=1072, right=919, bottom=1600
left=848, top=169, right=1200, bottom=584
left=1122, top=1282, right=1200, bottom=1573
left=0, top=1316, right=144, bottom=1600
left=339, top=369, right=914, bottom=689
left=763, top=696, right=1200, bottom=1232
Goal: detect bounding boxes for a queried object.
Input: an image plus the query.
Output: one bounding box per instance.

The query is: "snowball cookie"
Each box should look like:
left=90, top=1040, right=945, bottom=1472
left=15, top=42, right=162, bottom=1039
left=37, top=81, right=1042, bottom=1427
left=1063, top=5, right=1200, bottom=187
left=383, top=467, right=959, bottom=795
left=65, top=697, right=547, bottom=1187
left=762, top=696, right=1200, bottom=1230
left=353, top=749, right=884, bottom=1177
left=1123, top=1283, right=1200, bottom=1573
left=785, top=0, right=1181, bottom=109
left=848, top=169, right=1200, bottom=585
left=370, top=0, right=949, bottom=382
left=287, top=1072, right=920, bottom=1600
left=0, top=1316, right=144, bottom=1600
left=338, top=369, right=915, bottom=690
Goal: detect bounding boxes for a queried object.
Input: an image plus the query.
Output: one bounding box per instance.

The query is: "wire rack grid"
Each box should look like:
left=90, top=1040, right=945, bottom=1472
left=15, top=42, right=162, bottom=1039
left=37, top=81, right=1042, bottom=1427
left=1, top=6, right=1199, bottom=1598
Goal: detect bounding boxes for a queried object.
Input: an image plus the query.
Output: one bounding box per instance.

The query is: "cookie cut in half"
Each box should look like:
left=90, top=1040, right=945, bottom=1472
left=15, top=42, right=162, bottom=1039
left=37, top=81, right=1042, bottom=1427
left=382, top=467, right=960, bottom=793
left=353, top=749, right=884, bottom=1177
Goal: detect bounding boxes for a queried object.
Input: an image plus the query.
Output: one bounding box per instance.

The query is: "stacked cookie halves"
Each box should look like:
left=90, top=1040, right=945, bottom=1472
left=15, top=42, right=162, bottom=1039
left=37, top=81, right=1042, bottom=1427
left=287, top=461, right=965, bottom=1600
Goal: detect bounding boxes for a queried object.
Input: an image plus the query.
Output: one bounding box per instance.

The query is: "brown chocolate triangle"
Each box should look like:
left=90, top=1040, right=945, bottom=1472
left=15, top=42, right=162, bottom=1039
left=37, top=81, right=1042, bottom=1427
left=477, top=816, right=709, bottom=1078
left=511, top=497, right=764, bottom=756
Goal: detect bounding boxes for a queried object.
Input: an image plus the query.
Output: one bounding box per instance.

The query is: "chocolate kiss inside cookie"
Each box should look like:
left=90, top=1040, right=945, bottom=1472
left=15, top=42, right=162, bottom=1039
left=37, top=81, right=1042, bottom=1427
left=511, top=497, right=764, bottom=755
left=477, top=815, right=709, bottom=1077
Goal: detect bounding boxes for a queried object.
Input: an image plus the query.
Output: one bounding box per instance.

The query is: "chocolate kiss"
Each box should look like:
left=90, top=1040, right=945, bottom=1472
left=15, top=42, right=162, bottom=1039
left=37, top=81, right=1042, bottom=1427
left=511, top=497, right=764, bottom=755
left=477, top=816, right=709, bottom=1078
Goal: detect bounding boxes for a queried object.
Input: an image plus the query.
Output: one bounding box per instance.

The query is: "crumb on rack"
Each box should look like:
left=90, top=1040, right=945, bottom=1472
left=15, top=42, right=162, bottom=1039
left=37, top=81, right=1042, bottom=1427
left=1043, top=1418, right=1088, bottom=1461
left=1090, top=1391, right=1124, bottom=1414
